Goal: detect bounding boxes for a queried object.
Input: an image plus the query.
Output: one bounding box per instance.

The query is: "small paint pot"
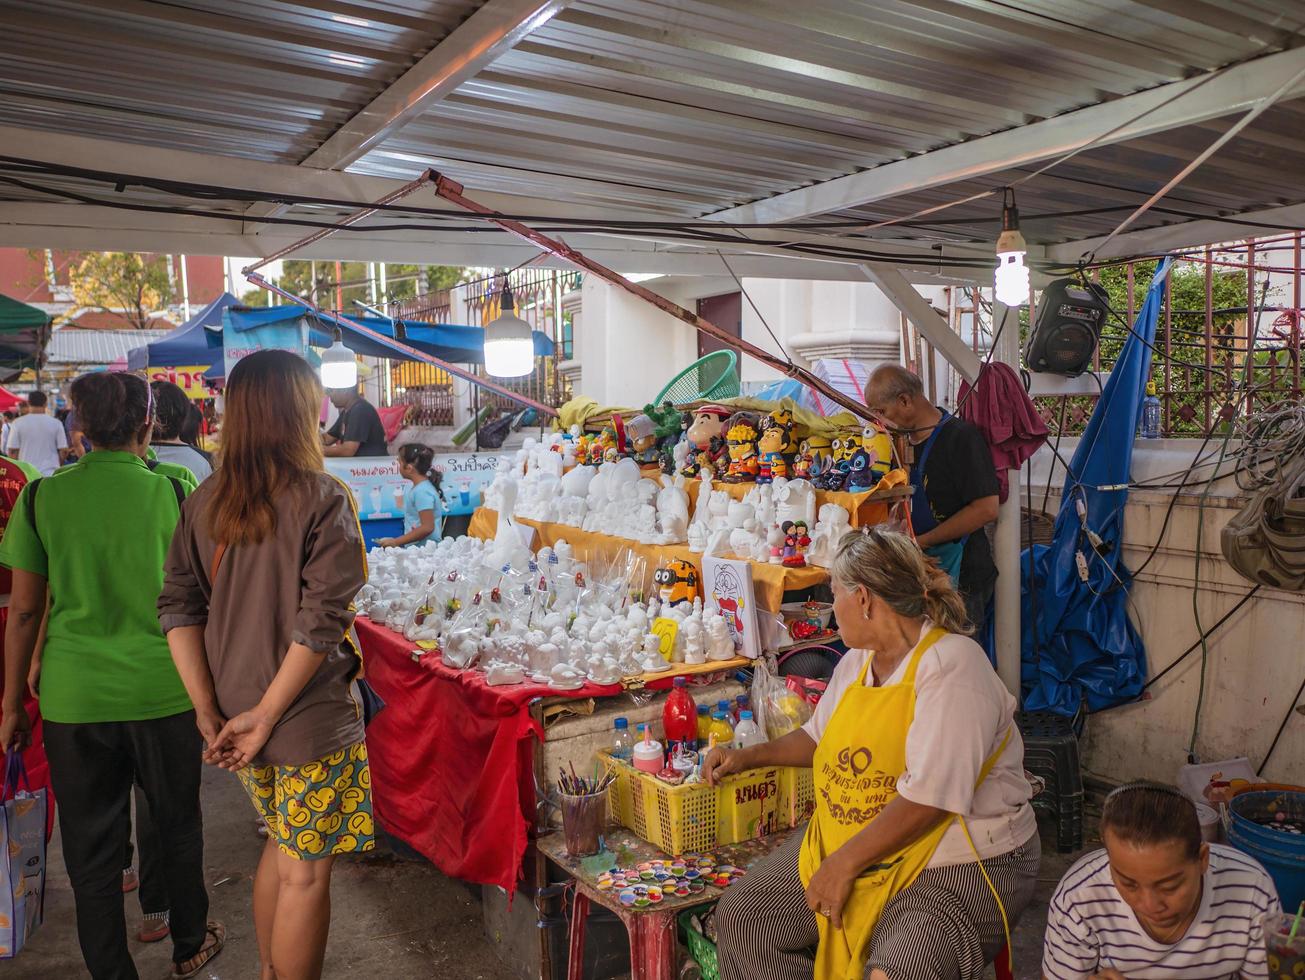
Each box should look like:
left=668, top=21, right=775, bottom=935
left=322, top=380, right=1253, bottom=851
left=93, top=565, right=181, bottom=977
left=618, top=889, right=637, bottom=907
left=634, top=896, right=651, bottom=908
left=689, top=880, right=706, bottom=894
left=640, top=870, right=657, bottom=882
left=683, top=869, right=700, bottom=880
left=717, top=864, right=738, bottom=875
left=647, top=886, right=663, bottom=903
left=674, top=883, right=690, bottom=897
left=669, top=863, right=687, bottom=876
left=596, top=876, right=613, bottom=891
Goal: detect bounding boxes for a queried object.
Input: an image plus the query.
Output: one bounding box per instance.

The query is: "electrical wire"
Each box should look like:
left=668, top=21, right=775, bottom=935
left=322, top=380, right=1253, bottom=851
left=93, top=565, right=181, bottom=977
left=1258, top=668, right=1305, bottom=776
left=1137, top=585, right=1260, bottom=692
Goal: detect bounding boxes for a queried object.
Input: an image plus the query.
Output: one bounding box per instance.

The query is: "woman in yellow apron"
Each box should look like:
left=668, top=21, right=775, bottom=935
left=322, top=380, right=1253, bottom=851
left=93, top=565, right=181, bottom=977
left=707, top=527, right=1040, bottom=980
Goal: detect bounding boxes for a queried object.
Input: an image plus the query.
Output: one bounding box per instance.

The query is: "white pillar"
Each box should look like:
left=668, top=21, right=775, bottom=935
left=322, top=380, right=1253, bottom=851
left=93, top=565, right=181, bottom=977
left=992, top=300, right=1022, bottom=697
left=179, top=254, right=191, bottom=320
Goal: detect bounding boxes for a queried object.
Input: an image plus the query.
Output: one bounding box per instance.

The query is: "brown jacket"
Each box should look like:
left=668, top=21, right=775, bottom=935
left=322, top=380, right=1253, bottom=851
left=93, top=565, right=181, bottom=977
left=159, top=472, right=366, bottom=765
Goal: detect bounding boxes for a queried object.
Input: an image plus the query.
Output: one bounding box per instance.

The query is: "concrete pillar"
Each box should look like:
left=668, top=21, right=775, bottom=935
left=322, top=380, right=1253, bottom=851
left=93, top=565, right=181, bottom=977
left=992, top=300, right=1023, bottom=698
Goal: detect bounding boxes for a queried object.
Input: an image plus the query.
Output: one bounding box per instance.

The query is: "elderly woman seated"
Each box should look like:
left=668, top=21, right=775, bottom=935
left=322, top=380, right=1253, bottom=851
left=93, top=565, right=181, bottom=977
left=706, top=526, right=1039, bottom=980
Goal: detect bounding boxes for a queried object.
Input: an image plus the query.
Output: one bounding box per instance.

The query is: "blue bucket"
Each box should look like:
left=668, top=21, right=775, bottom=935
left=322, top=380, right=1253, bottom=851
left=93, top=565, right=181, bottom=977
left=1228, top=790, right=1305, bottom=910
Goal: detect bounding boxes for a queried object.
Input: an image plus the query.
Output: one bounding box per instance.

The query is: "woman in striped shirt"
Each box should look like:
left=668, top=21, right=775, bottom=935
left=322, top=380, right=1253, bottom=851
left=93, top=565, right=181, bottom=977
left=1043, top=782, right=1279, bottom=980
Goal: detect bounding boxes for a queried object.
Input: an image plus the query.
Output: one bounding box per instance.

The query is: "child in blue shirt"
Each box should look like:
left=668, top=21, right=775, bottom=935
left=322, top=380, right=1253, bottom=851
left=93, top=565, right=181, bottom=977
left=376, top=443, right=445, bottom=547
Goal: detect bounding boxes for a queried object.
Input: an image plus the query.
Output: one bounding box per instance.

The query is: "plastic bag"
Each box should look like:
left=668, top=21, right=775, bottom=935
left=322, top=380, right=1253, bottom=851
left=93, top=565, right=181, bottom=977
left=751, top=656, right=813, bottom=740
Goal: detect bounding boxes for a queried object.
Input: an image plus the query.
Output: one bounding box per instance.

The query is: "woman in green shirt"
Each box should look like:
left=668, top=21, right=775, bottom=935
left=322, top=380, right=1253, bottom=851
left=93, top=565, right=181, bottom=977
left=0, top=372, right=224, bottom=980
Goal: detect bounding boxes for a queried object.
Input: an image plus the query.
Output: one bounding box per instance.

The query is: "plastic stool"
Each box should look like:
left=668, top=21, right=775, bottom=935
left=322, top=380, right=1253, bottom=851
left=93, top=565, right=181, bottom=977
left=1017, top=710, right=1085, bottom=853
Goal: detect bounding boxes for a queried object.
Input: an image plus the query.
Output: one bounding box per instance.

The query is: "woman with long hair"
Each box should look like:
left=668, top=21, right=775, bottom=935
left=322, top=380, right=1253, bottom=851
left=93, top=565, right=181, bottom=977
left=0, top=371, right=223, bottom=979
left=159, top=350, right=373, bottom=980
left=708, top=526, right=1038, bottom=980
left=376, top=443, right=446, bottom=548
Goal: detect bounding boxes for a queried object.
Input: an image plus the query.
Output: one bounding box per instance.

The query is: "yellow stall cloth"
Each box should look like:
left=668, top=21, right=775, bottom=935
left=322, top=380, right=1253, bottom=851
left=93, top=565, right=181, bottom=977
left=468, top=508, right=829, bottom=613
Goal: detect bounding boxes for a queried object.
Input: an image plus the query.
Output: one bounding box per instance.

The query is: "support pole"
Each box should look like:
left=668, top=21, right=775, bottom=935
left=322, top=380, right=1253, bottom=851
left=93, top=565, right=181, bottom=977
left=992, top=301, right=1022, bottom=697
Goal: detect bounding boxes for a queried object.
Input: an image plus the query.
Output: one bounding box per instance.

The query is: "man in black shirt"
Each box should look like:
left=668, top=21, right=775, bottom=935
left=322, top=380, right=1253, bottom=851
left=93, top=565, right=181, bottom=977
left=866, top=364, right=1000, bottom=634
left=323, top=386, right=389, bottom=458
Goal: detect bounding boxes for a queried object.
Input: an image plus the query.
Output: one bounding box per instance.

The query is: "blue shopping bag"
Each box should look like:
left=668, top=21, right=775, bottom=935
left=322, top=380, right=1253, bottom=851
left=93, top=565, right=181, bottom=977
left=0, top=751, right=46, bottom=958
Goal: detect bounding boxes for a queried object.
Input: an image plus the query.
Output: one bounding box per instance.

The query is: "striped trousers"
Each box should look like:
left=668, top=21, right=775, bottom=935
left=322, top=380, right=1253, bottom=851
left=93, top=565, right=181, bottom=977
left=715, top=829, right=1041, bottom=980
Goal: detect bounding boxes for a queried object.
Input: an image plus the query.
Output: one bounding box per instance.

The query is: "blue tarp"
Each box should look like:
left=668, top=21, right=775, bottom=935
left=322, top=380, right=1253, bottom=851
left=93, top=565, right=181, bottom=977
left=126, top=292, right=232, bottom=372
left=1020, top=256, right=1173, bottom=716
left=222, top=305, right=554, bottom=365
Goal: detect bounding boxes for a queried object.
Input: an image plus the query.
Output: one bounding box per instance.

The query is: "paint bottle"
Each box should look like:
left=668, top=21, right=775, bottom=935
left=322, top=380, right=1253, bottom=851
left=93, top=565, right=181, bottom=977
left=663, top=677, right=698, bottom=756
left=632, top=724, right=665, bottom=773
left=734, top=694, right=751, bottom=724
left=611, top=717, right=634, bottom=762
left=733, top=710, right=765, bottom=749
left=696, top=704, right=712, bottom=748
left=708, top=711, right=735, bottom=749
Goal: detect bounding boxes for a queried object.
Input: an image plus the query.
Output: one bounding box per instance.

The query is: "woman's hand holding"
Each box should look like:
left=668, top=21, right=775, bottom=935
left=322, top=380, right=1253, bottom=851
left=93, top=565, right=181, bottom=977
left=195, top=707, right=230, bottom=764
left=375, top=538, right=396, bottom=548
left=702, top=746, right=744, bottom=786
left=0, top=703, right=31, bottom=753
left=804, top=851, right=857, bottom=930
left=207, top=707, right=276, bottom=771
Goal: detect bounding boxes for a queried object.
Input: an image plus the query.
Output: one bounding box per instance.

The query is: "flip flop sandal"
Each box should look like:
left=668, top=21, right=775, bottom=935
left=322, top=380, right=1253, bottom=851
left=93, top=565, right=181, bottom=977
left=171, top=920, right=225, bottom=979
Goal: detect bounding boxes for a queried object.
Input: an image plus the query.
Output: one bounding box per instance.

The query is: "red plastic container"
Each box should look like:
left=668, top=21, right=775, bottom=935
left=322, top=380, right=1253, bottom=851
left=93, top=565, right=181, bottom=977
left=663, top=677, right=698, bottom=752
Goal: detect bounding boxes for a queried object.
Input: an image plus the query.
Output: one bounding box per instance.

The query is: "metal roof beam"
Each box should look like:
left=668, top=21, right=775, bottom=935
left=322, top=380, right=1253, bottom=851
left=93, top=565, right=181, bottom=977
left=707, top=45, right=1305, bottom=225
left=296, top=0, right=572, bottom=171
left=1047, top=201, right=1305, bottom=261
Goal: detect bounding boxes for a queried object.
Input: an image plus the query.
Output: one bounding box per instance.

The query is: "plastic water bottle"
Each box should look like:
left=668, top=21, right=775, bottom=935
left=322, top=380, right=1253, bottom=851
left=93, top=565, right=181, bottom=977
left=733, top=710, right=765, bottom=749
left=1141, top=381, right=1161, bottom=439
left=611, top=717, right=634, bottom=762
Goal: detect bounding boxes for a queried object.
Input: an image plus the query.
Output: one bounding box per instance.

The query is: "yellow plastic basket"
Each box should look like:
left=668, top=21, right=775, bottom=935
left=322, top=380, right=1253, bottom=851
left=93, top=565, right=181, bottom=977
left=601, top=754, right=813, bottom=855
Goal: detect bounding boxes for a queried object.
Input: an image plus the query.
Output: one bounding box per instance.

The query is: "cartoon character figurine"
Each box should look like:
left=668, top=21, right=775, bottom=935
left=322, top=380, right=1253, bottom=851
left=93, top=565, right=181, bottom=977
left=626, top=413, right=661, bottom=465
left=817, top=432, right=863, bottom=491
left=756, top=409, right=797, bottom=484
left=845, top=448, right=875, bottom=492
left=861, top=424, right=894, bottom=483
left=793, top=439, right=815, bottom=479
left=653, top=558, right=701, bottom=607
left=680, top=404, right=733, bottom=478
left=781, top=520, right=811, bottom=567
left=723, top=414, right=761, bottom=483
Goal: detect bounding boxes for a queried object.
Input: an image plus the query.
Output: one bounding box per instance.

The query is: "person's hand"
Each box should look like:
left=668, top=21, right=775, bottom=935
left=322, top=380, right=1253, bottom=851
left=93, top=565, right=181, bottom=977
left=0, top=703, right=32, bottom=753
left=702, top=747, right=744, bottom=786
left=804, top=851, right=856, bottom=929
left=207, top=708, right=276, bottom=771
left=26, top=660, right=40, bottom=699
left=195, top=708, right=232, bottom=765
left=375, top=538, right=396, bottom=548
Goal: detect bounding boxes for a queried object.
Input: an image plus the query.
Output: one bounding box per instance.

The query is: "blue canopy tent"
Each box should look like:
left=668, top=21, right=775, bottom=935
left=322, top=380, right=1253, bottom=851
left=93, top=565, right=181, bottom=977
left=126, top=291, right=233, bottom=372
left=1021, top=257, right=1173, bottom=716
left=222, top=305, right=554, bottom=365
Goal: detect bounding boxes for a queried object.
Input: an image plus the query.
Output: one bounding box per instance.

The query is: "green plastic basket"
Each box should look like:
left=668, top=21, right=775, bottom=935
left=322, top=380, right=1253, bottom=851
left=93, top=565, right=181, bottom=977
left=653, top=350, right=740, bottom=406
left=679, top=908, right=720, bottom=980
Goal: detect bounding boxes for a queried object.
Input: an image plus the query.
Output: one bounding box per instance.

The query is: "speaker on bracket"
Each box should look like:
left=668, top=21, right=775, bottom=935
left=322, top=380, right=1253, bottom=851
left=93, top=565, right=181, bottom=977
left=1024, top=278, right=1110, bottom=377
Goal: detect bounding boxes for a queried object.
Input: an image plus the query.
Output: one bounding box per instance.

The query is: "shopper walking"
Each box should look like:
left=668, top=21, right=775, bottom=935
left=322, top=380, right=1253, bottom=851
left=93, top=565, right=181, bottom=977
left=0, top=371, right=224, bottom=980
left=7, top=390, right=69, bottom=476
left=159, top=349, right=373, bottom=980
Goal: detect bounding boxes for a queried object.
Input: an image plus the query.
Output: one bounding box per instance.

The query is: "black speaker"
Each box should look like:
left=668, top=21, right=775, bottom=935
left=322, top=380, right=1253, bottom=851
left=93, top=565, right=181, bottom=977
left=1024, top=278, right=1110, bottom=376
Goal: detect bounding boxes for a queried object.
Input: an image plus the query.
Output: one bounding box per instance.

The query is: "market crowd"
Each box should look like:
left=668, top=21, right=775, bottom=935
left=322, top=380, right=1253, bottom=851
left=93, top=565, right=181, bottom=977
left=0, top=354, right=1283, bottom=980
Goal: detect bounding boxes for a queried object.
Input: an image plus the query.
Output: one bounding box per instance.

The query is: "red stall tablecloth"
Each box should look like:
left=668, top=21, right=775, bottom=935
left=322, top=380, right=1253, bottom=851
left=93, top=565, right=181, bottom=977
left=355, top=617, right=621, bottom=895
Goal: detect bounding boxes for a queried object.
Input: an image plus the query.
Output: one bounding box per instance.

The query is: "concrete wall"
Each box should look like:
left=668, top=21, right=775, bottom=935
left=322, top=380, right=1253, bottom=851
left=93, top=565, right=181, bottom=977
left=1025, top=438, right=1305, bottom=787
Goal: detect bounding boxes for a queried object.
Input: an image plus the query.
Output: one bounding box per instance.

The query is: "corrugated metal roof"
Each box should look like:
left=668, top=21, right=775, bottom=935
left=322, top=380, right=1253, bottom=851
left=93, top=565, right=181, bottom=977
left=1, top=0, right=1304, bottom=258
left=46, top=328, right=169, bottom=366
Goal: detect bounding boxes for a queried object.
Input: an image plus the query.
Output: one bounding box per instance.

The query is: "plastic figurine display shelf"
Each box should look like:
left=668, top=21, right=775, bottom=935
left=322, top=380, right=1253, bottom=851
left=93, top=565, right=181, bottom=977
left=469, top=507, right=828, bottom=613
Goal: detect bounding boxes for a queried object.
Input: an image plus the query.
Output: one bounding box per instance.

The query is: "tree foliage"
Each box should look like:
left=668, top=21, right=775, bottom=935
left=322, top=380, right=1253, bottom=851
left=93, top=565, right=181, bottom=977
left=68, top=252, right=175, bottom=329
left=239, top=262, right=468, bottom=311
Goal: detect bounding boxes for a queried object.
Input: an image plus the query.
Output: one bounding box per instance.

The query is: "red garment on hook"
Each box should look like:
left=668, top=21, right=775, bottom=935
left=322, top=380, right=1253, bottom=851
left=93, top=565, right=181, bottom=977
left=957, top=363, right=1049, bottom=502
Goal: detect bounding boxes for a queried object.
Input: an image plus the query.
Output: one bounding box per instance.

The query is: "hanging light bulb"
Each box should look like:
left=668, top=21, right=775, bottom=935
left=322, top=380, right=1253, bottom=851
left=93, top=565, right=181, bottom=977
left=994, top=187, right=1029, bottom=307
left=320, top=325, right=359, bottom=388
left=483, top=279, right=535, bottom=378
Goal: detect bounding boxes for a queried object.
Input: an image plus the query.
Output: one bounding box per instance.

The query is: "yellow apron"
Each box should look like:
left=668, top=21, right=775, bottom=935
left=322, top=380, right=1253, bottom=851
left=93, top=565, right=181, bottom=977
left=798, top=626, right=1011, bottom=980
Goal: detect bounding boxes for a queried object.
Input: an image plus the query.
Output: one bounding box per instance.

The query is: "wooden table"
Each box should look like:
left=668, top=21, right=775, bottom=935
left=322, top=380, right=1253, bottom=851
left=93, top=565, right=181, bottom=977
left=538, top=827, right=797, bottom=980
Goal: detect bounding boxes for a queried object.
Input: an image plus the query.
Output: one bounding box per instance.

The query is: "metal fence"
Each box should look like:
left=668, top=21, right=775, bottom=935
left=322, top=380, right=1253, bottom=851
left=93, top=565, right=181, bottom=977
left=1011, top=236, right=1304, bottom=438
left=378, top=288, right=455, bottom=426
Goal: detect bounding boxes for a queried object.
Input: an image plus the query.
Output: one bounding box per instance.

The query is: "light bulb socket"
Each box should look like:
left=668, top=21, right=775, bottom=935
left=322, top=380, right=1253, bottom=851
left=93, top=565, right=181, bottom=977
left=499, top=279, right=516, bottom=314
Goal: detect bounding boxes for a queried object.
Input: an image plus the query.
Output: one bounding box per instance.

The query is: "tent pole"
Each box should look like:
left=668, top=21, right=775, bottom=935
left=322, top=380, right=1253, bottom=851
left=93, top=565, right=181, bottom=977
left=992, top=300, right=1023, bottom=698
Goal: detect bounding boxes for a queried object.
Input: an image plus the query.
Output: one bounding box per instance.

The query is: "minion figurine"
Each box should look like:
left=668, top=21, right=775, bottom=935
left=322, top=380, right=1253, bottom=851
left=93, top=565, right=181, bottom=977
left=653, top=558, right=701, bottom=607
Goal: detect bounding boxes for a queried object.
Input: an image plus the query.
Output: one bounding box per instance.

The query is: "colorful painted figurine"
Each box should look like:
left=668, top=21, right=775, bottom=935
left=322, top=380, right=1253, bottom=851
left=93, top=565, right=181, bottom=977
left=723, top=414, right=760, bottom=483
left=627, top=413, right=660, bottom=465
left=680, top=404, right=733, bottom=477
left=816, top=432, right=863, bottom=491
left=781, top=520, right=811, bottom=567
left=860, top=424, right=894, bottom=483
left=653, top=558, right=701, bottom=606
left=792, top=439, right=815, bottom=479
left=756, top=410, right=797, bottom=484
left=845, top=448, right=875, bottom=492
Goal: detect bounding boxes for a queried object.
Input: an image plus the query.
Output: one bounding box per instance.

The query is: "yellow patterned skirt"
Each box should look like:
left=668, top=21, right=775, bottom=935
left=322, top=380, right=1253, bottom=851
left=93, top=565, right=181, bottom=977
left=237, top=740, right=376, bottom=860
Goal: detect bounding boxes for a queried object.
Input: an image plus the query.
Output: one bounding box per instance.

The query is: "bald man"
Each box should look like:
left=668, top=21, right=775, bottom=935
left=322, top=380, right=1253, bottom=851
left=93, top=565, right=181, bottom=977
left=866, top=364, right=1000, bottom=635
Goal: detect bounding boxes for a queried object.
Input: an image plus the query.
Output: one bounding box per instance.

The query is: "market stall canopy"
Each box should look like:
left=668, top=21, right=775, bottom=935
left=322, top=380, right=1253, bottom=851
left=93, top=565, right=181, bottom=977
left=0, top=386, right=24, bottom=411
left=126, top=292, right=233, bottom=372
left=223, top=306, right=554, bottom=365
left=0, top=294, right=53, bottom=370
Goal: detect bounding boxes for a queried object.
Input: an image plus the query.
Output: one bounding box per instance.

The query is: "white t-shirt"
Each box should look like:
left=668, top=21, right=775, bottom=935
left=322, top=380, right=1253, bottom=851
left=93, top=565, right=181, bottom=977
left=7, top=412, right=68, bottom=476
left=802, top=621, right=1036, bottom=866
left=1043, top=844, right=1279, bottom=979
